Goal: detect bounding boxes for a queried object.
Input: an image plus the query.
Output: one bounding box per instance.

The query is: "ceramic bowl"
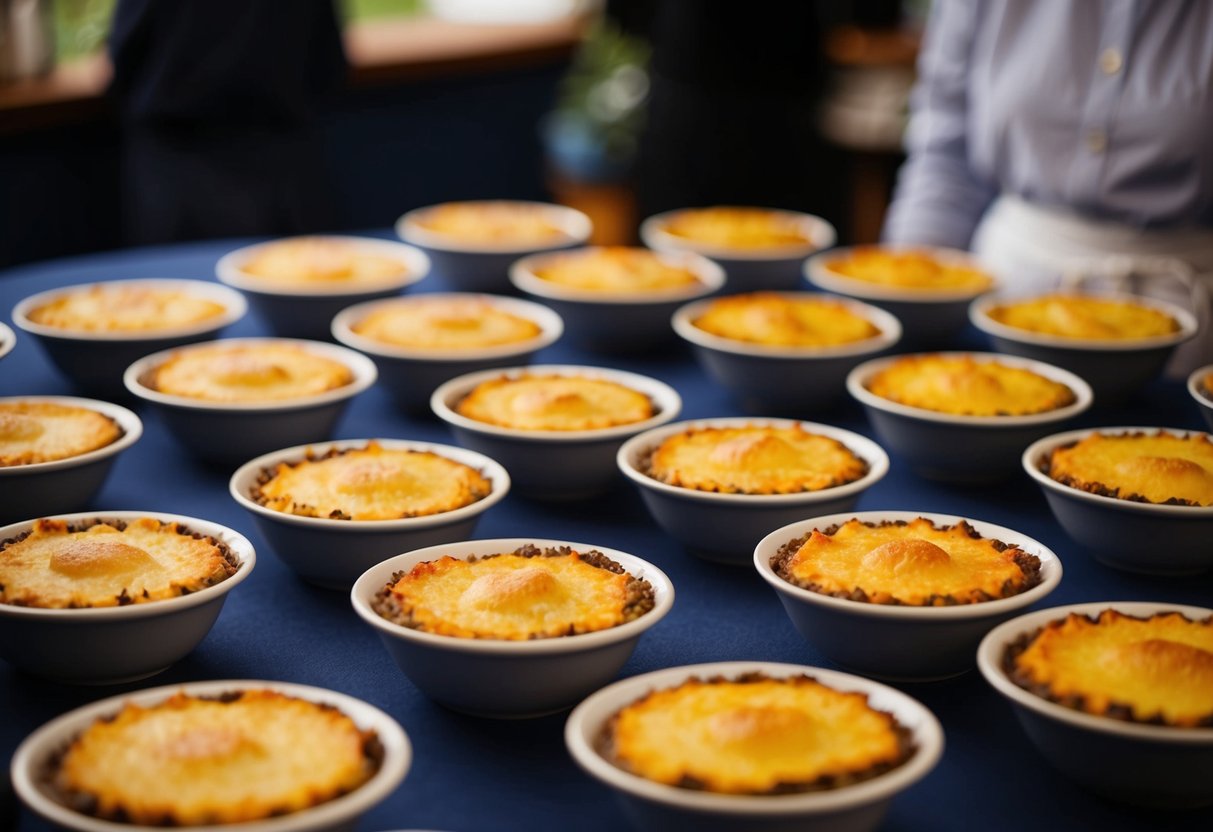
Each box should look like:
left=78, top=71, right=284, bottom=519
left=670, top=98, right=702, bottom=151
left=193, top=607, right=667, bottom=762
left=977, top=601, right=1213, bottom=808
left=754, top=510, right=1062, bottom=681
left=229, top=438, right=510, bottom=589
left=11, top=278, right=247, bottom=397
left=673, top=293, right=901, bottom=415
left=0, top=510, right=255, bottom=683
left=0, top=396, right=143, bottom=524
left=510, top=247, right=725, bottom=352
left=11, top=679, right=410, bottom=832
left=846, top=352, right=1093, bottom=481
left=350, top=537, right=674, bottom=718
left=1185, top=364, right=1213, bottom=432
left=0, top=320, right=14, bottom=362
left=331, top=293, right=563, bottom=413
left=124, top=338, right=377, bottom=465
left=565, top=661, right=943, bottom=832
left=215, top=235, right=430, bottom=339
left=616, top=418, right=889, bottom=565
left=396, top=200, right=592, bottom=293
left=1022, top=426, right=1213, bottom=575
left=431, top=364, right=682, bottom=500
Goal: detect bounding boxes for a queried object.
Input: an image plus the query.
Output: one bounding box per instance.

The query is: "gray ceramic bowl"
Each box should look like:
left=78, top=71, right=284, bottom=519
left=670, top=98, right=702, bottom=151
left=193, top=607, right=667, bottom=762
left=969, top=292, right=1197, bottom=404
left=978, top=601, right=1213, bottom=808
left=673, top=293, right=901, bottom=415
left=1185, top=364, right=1213, bottom=432
left=397, top=200, right=592, bottom=293
left=216, top=235, right=430, bottom=339
left=846, top=352, right=1093, bottom=481
left=350, top=537, right=674, bottom=718
left=124, top=337, right=377, bottom=465
left=616, top=418, right=889, bottom=565
left=565, top=661, right=943, bottom=832
left=640, top=207, right=836, bottom=293
left=12, top=278, right=247, bottom=398
left=0, top=510, right=254, bottom=683
left=229, top=438, right=510, bottom=589
left=331, top=293, right=563, bottom=413
left=431, top=364, right=682, bottom=500
left=1022, top=426, right=1213, bottom=575
left=11, top=679, right=410, bottom=832
left=0, top=396, right=143, bottom=524
left=0, top=320, right=14, bottom=362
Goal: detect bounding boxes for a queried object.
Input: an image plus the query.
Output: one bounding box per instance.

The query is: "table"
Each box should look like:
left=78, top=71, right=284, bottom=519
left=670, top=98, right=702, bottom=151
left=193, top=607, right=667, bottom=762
left=2, top=235, right=1211, bottom=832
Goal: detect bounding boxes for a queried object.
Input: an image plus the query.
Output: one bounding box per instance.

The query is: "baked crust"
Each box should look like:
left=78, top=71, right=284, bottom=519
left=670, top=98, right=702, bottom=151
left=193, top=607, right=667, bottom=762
left=0, top=402, right=123, bottom=466
left=531, top=247, right=702, bottom=293
left=147, top=342, right=353, bottom=403
left=1004, top=609, right=1213, bottom=727
left=350, top=297, right=541, bottom=349
left=985, top=294, right=1179, bottom=340
left=660, top=207, right=812, bottom=249
left=865, top=354, right=1075, bottom=416
left=1043, top=431, right=1213, bottom=506
left=771, top=517, right=1041, bottom=606
left=823, top=246, right=994, bottom=291
left=371, top=544, right=655, bottom=640
left=239, top=237, right=407, bottom=287
left=455, top=374, right=654, bottom=431
left=414, top=201, right=566, bottom=245
left=692, top=293, right=880, bottom=347
left=597, top=672, right=914, bottom=795
left=27, top=284, right=228, bottom=333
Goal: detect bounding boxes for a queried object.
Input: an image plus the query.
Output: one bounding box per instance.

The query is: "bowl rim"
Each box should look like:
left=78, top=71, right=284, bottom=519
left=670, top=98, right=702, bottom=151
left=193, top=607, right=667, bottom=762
left=10, top=678, right=411, bottom=832
left=671, top=291, right=903, bottom=358
left=11, top=278, right=248, bottom=343
left=976, top=600, right=1213, bottom=744
left=638, top=207, right=837, bottom=262
left=330, top=292, right=564, bottom=362
left=123, top=337, right=379, bottom=413
left=1021, top=425, right=1213, bottom=517
left=845, top=351, right=1095, bottom=428
left=396, top=200, right=593, bottom=254
left=564, top=660, right=944, bottom=816
left=0, top=510, right=256, bottom=622
left=215, top=234, right=431, bottom=297
left=229, top=437, right=511, bottom=532
left=968, top=290, right=1199, bottom=352
left=803, top=244, right=998, bottom=302
left=0, top=396, right=143, bottom=476
left=509, top=246, right=726, bottom=305
left=349, top=537, right=675, bottom=655
left=753, top=509, right=1063, bottom=621
left=0, top=320, right=14, bottom=360
left=1185, top=363, right=1213, bottom=410
left=615, top=417, right=889, bottom=506
left=430, top=363, right=683, bottom=443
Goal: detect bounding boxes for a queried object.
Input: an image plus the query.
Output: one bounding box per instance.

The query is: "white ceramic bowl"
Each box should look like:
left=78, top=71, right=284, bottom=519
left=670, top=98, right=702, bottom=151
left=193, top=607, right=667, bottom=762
left=397, top=200, right=592, bottom=293
left=229, top=438, right=510, bottom=589
left=431, top=364, right=682, bottom=500
left=969, top=292, right=1197, bottom=403
left=11, top=679, right=410, bottom=832
left=216, top=235, right=430, bottom=339
left=124, top=338, right=377, bottom=465
left=0, top=320, right=14, bottom=362
left=351, top=538, right=674, bottom=718
left=1022, top=426, right=1213, bottom=575
left=1186, top=364, right=1213, bottom=432
left=846, top=352, right=1093, bottom=481
left=977, top=601, right=1213, bottom=808
left=617, top=418, right=889, bottom=565
left=0, top=510, right=255, bottom=683
left=673, top=293, right=901, bottom=415
left=12, top=278, right=247, bottom=397
left=565, top=661, right=943, bottom=832
left=331, top=293, right=563, bottom=413
left=641, top=207, right=836, bottom=293
left=754, top=510, right=1062, bottom=681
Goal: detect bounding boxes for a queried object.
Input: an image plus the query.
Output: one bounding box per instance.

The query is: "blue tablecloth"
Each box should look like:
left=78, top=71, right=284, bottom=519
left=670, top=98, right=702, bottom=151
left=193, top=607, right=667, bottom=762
left=2, top=235, right=1211, bottom=832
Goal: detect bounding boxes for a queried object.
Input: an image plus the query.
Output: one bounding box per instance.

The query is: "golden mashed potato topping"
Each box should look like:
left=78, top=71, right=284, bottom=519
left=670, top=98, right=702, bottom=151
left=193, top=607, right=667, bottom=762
left=1007, top=609, right=1213, bottom=727
left=0, top=517, right=237, bottom=609
left=350, top=297, right=542, bottom=349
left=415, top=201, right=566, bottom=245
left=773, top=517, right=1041, bottom=606
left=692, top=292, right=881, bottom=347
left=252, top=442, right=492, bottom=521
left=239, top=237, right=407, bottom=287
left=824, top=246, right=994, bottom=291
left=1045, top=431, right=1213, bottom=506
left=372, top=544, right=656, bottom=640
left=0, top=402, right=122, bottom=466
left=600, top=673, right=912, bottom=794
left=866, top=354, right=1076, bottom=416
left=52, top=689, right=381, bottom=825
left=148, top=342, right=353, bottom=403
left=27, top=284, right=228, bottom=333
left=661, top=207, right=813, bottom=250
left=532, top=247, right=702, bottom=293
left=985, top=294, right=1180, bottom=340
left=646, top=425, right=868, bottom=494
left=455, top=374, right=654, bottom=431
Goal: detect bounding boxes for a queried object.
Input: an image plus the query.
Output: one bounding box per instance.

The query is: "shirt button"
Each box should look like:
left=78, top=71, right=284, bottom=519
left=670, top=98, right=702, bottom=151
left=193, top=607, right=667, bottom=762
left=1100, top=47, right=1123, bottom=75
left=1086, top=129, right=1108, bottom=154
